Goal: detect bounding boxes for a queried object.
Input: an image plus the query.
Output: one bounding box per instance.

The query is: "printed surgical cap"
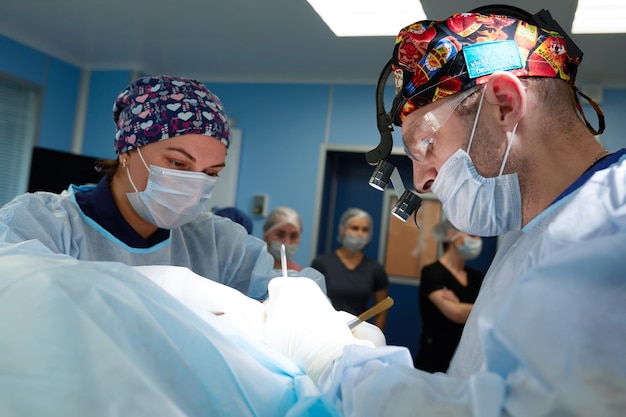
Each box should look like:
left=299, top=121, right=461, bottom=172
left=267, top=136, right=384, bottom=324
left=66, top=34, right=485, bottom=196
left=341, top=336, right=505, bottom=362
left=113, top=75, right=230, bottom=154
left=390, top=12, right=579, bottom=125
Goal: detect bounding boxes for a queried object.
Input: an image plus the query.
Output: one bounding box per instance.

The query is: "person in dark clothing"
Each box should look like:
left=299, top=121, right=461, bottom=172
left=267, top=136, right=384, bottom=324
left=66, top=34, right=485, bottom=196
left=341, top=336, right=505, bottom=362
left=414, top=219, right=484, bottom=373
left=311, top=208, right=389, bottom=330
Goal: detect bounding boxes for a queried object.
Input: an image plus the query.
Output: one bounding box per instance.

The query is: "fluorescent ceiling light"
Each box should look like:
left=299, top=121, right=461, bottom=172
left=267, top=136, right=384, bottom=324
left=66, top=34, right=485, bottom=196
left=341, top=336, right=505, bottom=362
left=572, top=0, right=626, bottom=33
left=306, top=0, right=427, bottom=37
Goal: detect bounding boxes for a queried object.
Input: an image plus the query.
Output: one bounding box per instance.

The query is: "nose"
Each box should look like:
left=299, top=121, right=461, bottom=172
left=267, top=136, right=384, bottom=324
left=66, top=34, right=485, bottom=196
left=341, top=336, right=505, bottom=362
left=411, top=160, right=436, bottom=193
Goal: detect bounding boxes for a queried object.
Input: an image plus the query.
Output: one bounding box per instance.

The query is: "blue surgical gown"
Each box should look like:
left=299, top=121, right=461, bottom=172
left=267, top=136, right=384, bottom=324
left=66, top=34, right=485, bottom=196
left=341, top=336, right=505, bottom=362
left=0, top=250, right=340, bottom=417
left=318, top=153, right=626, bottom=416
left=449, top=150, right=626, bottom=378
left=0, top=184, right=324, bottom=299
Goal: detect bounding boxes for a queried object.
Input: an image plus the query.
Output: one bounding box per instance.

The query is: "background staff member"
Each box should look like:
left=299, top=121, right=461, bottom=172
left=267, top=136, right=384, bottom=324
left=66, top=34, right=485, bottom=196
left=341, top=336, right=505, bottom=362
left=263, top=206, right=304, bottom=271
left=415, top=219, right=484, bottom=373
left=312, top=208, right=390, bottom=330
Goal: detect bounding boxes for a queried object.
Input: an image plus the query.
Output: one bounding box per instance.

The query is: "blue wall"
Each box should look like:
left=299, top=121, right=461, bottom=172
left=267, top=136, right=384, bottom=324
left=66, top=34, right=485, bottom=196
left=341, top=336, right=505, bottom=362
left=2, top=33, right=626, bottom=357
left=209, top=82, right=331, bottom=251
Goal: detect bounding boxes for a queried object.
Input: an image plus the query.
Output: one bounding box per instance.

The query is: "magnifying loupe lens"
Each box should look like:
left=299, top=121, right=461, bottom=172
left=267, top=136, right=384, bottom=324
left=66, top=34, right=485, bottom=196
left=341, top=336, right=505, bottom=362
left=391, top=190, right=422, bottom=222
left=368, top=159, right=395, bottom=191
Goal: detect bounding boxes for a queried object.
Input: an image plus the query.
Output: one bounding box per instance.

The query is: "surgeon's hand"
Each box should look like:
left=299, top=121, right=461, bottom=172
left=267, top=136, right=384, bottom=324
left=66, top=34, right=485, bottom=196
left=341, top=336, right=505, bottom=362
left=337, top=311, right=387, bottom=348
left=133, top=265, right=266, bottom=339
left=261, top=277, right=375, bottom=382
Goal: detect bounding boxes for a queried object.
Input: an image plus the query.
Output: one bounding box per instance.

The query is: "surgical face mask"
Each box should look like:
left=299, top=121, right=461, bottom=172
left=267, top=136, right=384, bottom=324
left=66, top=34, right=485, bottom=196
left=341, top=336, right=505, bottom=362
left=430, top=88, right=522, bottom=236
left=268, top=240, right=298, bottom=260
left=341, top=234, right=369, bottom=253
left=456, top=236, right=482, bottom=260
left=126, top=148, right=218, bottom=229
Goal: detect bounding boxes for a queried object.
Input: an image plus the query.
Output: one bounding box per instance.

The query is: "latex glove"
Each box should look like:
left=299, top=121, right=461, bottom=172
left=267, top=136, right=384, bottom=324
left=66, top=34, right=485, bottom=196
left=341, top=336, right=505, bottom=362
left=336, top=311, right=387, bottom=348
left=261, top=277, right=374, bottom=382
left=132, top=265, right=266, bottom=340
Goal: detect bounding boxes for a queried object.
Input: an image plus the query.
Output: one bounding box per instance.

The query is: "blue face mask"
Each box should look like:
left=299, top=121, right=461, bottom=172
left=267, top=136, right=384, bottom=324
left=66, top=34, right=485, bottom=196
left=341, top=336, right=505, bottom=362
left=432, top=149, right=522, bottom=236
left=456, top=236, right=483, bottom=260
left=341, top=234, right=369, bottom=253
left=268, top=240, right=299, bottom=260
left=126, top=147, right=217, bottom=229
left=431, top=88, right=522, bottom=237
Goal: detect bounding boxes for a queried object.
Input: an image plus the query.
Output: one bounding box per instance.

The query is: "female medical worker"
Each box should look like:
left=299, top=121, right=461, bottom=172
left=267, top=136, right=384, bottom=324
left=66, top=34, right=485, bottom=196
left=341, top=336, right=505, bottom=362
left=0, top=75, right=322, bottom=299
left=263, top=206, right=304, bottom=271
left=311, top=208, right=389, bottom=330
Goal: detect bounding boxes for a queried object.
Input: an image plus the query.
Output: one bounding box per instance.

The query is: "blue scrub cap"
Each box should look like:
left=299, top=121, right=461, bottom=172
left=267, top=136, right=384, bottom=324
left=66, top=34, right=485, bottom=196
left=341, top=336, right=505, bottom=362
left=113, top=75, right=230, bottom=154
left=213, top=207, right=254, bottom=234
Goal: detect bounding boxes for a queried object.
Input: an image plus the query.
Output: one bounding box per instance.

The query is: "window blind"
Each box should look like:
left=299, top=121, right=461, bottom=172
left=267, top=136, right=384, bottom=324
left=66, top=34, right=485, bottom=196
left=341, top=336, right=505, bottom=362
left=0, top=75, right=40, bottom=206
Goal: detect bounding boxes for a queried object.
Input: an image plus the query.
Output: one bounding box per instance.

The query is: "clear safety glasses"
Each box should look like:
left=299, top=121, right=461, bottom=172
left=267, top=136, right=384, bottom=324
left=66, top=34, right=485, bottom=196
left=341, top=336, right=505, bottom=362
left=402, top=86, right=478, bottom=163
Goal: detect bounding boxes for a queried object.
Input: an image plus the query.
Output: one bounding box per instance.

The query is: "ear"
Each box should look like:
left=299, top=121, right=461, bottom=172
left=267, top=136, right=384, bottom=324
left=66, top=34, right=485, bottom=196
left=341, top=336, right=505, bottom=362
left=118, top=152, right=130, bottom=167
left=483, top=72, right=526, bottom=132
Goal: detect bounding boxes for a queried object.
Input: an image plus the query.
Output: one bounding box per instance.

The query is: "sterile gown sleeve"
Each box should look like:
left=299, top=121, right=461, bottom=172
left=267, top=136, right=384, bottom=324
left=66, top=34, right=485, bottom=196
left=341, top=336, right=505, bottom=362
left=0, top=190, right=327, bottom=300
left=0, top=192, right=67, bottom=258
left=318, top=232, right=626, bottom=417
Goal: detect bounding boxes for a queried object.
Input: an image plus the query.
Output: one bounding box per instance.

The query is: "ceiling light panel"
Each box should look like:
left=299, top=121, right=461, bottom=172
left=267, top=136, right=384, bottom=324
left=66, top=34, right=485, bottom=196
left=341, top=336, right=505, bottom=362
left=307, top=0, right=427, bottom=37
left=572, top=0, right=626, bottom=33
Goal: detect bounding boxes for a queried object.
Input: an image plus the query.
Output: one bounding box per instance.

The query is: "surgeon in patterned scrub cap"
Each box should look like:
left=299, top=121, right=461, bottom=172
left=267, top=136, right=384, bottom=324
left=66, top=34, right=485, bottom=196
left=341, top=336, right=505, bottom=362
left=0, top=75, right=314, bottom=300
left=110, top=75, right=230, bottom=232
left=250, top=6, right=626, bottom=417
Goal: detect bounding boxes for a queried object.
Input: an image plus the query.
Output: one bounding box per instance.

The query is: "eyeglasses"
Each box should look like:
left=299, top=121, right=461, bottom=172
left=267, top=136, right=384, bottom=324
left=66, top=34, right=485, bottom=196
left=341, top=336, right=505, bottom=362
left=402, top=86, right=478, bottom=163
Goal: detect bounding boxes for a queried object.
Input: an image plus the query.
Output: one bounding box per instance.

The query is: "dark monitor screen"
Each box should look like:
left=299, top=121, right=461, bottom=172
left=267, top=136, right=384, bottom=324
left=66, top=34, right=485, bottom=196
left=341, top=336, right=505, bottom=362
left=28, top=147, right=104, bottom=193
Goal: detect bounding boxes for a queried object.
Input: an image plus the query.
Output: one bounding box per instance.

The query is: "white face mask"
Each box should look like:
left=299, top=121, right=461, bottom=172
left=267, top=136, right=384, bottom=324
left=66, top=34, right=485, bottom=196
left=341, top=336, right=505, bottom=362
left=268, top=240, right=299, bottom=260
left=431, top=88, right=522, bottom=237
left=126, top=148, right=217, bottom=229
left=456, top=236, right=483, bottom=260
left=341, top=234, right=369, bottom=253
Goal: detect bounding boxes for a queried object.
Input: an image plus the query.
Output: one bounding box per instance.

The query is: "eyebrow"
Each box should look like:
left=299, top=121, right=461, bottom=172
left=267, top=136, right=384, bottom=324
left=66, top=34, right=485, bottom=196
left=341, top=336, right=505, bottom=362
left=165, top=146, right=226, bottom=169
left=165, top=146, right=196, bottom=162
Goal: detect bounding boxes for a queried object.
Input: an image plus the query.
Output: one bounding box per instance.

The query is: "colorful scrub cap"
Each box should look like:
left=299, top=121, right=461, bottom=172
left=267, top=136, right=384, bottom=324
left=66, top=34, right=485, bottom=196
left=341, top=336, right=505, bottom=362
left=389, top=8, right=604, bottom=135
left=113, top=75, right=230, bottom=154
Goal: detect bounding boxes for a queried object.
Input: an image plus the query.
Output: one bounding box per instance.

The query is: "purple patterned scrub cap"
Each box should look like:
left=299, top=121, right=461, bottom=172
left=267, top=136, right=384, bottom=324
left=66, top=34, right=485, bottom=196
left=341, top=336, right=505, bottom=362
left=113, top=75, right=230, bottom=154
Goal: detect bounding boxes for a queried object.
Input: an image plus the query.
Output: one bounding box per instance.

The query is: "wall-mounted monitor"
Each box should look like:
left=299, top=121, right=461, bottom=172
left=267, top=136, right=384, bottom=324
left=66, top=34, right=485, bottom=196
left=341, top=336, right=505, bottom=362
left=28, top=147, right=103, bottom=193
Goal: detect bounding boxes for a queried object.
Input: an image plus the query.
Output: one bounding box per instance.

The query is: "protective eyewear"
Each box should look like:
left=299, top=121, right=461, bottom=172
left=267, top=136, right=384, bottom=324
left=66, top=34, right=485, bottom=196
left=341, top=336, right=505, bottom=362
left=402, top=86, right=478, bottom=163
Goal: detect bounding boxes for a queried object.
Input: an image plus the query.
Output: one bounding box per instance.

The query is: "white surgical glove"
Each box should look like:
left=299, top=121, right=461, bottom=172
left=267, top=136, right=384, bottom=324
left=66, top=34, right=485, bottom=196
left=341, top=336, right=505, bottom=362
left=132, top=265, right=266, bottom=339
left=337, top=310, right=387, bottom=348
left=261, top=277, right=374, bottom=382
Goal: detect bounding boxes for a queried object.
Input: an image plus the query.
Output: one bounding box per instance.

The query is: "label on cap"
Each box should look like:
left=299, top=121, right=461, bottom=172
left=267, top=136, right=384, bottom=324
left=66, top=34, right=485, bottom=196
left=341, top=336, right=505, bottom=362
left=463, top=40, right=523, bottom=79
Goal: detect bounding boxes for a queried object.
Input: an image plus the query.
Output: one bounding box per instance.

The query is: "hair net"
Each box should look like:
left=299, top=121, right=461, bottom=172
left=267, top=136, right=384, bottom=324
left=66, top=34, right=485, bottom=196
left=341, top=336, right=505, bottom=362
left=113, top=75, right=230, bottom=154
left=431, top=219, right=459, bottom=242
left=337, top=208, right=373, bottom=242
left=262, top=207, right=302, bottom=236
